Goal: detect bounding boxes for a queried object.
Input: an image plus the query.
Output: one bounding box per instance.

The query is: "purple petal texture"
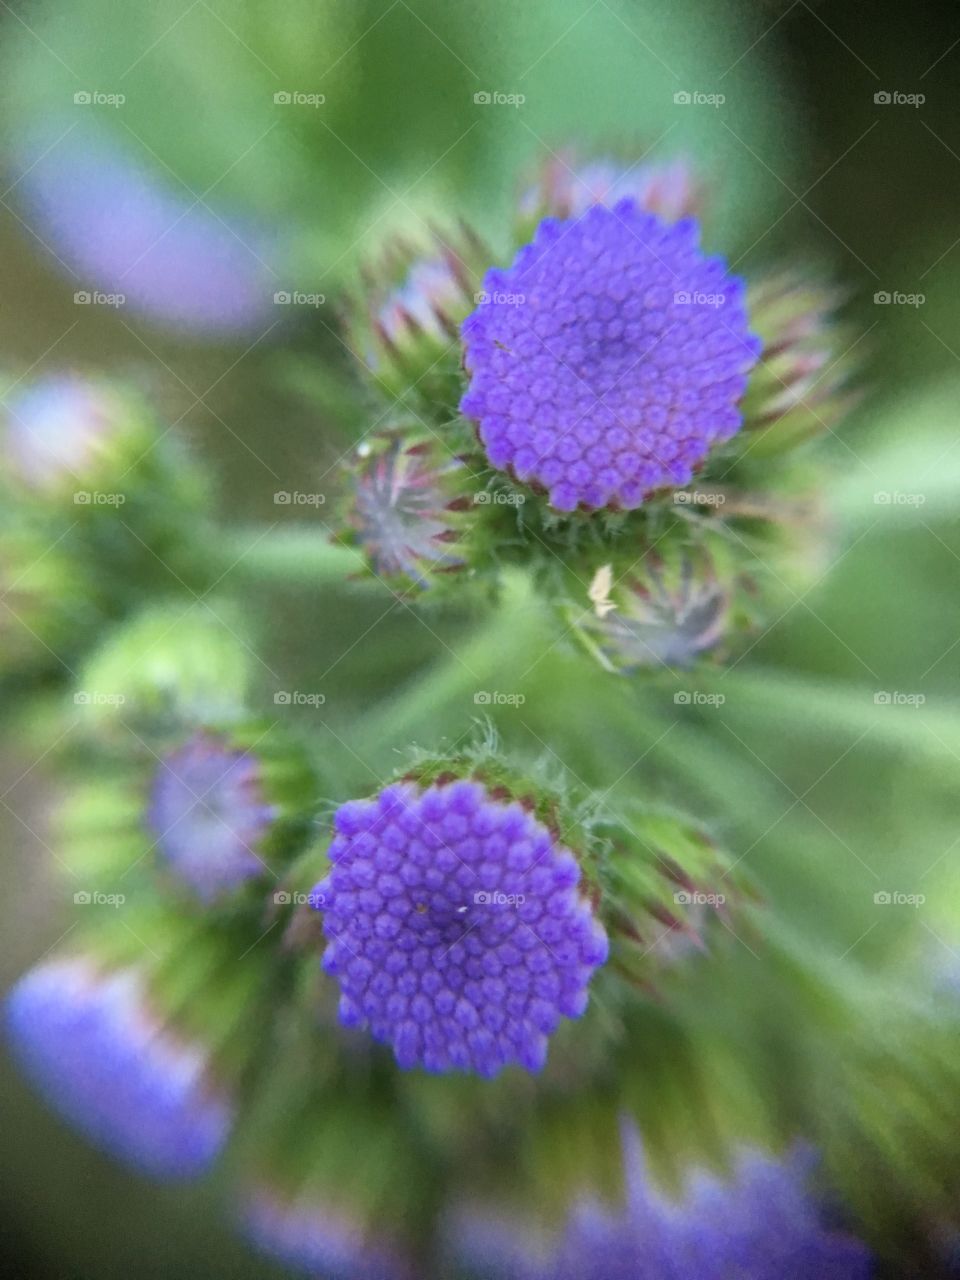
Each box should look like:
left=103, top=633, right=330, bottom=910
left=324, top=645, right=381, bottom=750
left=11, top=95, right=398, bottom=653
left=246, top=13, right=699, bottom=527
left=148, top=732, right=275, bottom=903
left=460, top=203, right=761, bottom=512
left=449, top=1131, right=873, bottom=1280
left=313, top=779, right=608, bottom=1077
left=16, top=123, right=280, bottom=336
left=5, top=956, right=232, bottom=1179
left=244, top=1189, right=414, bottom=1280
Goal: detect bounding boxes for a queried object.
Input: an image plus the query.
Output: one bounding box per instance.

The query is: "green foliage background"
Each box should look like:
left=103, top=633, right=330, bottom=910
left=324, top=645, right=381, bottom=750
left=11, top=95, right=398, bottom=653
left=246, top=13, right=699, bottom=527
left=0, top=1, right=958, bottom=1277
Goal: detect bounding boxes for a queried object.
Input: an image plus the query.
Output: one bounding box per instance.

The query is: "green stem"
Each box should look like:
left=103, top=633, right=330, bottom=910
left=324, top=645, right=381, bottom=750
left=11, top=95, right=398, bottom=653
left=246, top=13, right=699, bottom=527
left=223, top=526, right=365, bottom=584
left=363, top=568, right=549, bottom=748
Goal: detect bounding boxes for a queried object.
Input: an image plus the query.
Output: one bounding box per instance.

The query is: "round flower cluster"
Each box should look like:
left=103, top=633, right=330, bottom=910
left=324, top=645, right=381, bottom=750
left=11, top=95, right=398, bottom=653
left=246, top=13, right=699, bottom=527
left=460, top=202, right=760, bottom=512
left=313, top=779, right=608, bottom=1077
left=5, top=956, right=232, bottom=1179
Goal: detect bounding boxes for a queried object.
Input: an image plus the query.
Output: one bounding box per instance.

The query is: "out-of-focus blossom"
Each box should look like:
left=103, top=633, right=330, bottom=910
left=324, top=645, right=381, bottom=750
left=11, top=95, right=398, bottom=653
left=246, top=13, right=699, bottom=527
left=148, top=731, right=277, bottom=904
left=448, top=1129, right=873, bottom=1279
left=5, top=956, right=233, bottom=1179
left=16, top=124, right=280, bottom=336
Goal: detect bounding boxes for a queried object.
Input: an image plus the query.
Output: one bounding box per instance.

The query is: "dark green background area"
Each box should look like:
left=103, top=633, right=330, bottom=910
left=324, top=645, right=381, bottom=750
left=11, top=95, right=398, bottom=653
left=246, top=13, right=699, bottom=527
left=1, top=1, right=959, bottom=1277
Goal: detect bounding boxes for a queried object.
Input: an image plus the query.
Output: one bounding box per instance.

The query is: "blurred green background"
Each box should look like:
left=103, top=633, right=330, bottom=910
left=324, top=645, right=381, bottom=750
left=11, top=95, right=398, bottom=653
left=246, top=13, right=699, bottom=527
left=1, top=0, right=959, bottom=1275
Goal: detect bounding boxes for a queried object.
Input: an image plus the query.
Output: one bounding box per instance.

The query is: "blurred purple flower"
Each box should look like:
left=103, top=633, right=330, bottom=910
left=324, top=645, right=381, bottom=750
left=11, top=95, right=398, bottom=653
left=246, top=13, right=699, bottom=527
left=15, top=124, right=281, bottom=336
left=449, top=1129, right=872, bottom=1279
left=244, top=1188, right=414, bottom=1280
left=3, top=373, right=131, bottom=489
left=460, top=203, right=760, bottom=512
left=313, top=779, right=608, bottom=1077
left=148, top=732, right=275, bottom=903
left=5, top=956, right=232, bottom=1179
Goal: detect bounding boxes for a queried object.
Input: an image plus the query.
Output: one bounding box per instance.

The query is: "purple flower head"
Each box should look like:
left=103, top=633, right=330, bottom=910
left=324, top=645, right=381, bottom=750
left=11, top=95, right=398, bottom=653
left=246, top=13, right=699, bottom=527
left=449, top=1130, right=872, bottom=1280
left=148, top=732, right=276, bottom=903
left=347, top=432, right=468, bottom=589
left=5, top=956, right=232, bottom=1179
left=17, top=123, right=280, bottom=337
left=244, top=1189, right=414, bottom=1280
left=460, top=203, right=761, bottom=512
left=3, top=374, right=131, bottom=490
left=313, top=779, right=608, bottom=1077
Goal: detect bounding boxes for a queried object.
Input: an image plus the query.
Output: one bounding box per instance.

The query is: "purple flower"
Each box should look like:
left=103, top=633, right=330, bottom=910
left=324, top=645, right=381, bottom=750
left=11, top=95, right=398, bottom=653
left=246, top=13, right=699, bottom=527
left=148, top=732, right=275, bottom=903
left=244, top=1189, right=414, bottom=1280
left=3, top=374, right=129, bottom=490
left=5, top=956, right=232, bottom=1179
left=449, top=1130, right=872, bottom=1279
left=313, top=779, right=608, bottom=1077
left=16, top=123, right=279, bottom=337
left=460, top=203, right=761, bottom=512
